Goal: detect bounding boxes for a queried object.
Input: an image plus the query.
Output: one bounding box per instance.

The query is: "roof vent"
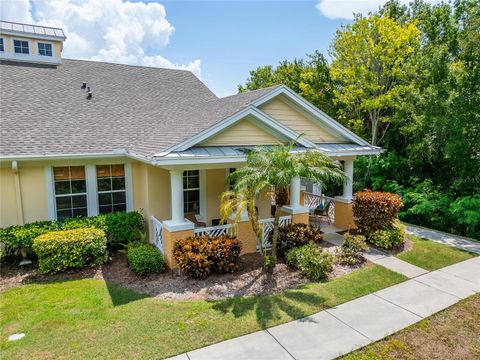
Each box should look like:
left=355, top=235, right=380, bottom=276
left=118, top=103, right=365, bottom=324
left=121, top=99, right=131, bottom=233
left=81, top=82, right=87, bottom=89
left=87, top=91, right=93, bottom=100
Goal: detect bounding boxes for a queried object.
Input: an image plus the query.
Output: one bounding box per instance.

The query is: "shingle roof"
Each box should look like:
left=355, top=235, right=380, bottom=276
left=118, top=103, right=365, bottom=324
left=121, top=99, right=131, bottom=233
left=0, top=59, right=280, bottom=158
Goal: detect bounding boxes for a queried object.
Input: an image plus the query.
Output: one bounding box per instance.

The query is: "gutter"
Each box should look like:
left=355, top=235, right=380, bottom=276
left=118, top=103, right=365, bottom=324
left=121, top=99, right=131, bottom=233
left=12, top=161, right=24, bottom=225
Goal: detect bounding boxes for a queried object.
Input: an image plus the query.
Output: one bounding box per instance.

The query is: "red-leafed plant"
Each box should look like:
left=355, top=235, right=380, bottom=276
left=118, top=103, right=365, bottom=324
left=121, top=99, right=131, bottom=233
left=173, top=235, right=241, bottom=278
left=353, top=190, right=403, bottom=234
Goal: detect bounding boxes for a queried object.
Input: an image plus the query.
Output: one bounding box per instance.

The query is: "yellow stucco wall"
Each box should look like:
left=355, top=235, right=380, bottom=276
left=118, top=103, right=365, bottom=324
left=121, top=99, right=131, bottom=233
left=19, top=166, right=48, bottom=224
left=0, top=168, right=19, bottom=227
left=206, top=168, right=226, bottom=224
left=259, top=97, right=347, bottom=143
left=201, top=117, right=281, bottom=146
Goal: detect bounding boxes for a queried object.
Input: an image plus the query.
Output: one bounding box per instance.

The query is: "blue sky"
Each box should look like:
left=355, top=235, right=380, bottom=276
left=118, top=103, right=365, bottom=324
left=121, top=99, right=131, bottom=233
left=3, top=0, right=421, bottom=97
left=157, top=1, right=350, bottom=96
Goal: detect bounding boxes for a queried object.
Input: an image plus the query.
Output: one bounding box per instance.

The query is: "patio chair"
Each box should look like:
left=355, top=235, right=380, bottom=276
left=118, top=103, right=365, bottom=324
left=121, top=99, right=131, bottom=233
left=313, top=199, right=335, bottom=225
left=184, top=212, right=206, bottom=228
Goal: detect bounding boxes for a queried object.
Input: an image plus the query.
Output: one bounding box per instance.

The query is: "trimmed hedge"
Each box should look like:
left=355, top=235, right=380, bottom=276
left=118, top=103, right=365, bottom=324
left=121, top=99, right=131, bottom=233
left=353, top=190, right=403, bottom=234
left=369, top=220, right=406, bottom=250
left=338, top=234, right=368, bottom=265
left=127, top=242, right=164, bottom=275
left=173, top=235, right=241, bottom=279
left=33, top=228, right=108, bottom=274
left=0, top=211, right=144, bottom=257
left=286, top=243, right=333, bottom=281
left=276, top=223, right=324, bottom=257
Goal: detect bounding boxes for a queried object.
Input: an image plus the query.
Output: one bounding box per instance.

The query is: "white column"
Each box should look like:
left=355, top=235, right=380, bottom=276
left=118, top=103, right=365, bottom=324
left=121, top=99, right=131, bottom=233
left=164, top=169, right=194, bottom=232
left=336, top=158, right=354, bottom=203
left=170, top=170, right=184, bottom=223
left=290, top=176, right=301, bottom=208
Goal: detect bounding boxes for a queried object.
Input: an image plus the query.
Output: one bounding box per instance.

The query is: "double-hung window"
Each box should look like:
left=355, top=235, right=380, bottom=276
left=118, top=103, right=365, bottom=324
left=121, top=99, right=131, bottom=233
left=0, top=38, right=4, bottom=52
left=97, top=164, right=127, bottom=214
left=53, top=166, right=88, bottom=220
left=38, top=42, right=53, bottom=56
left=183, top=170, right=200, bottom=214
left=13, top=39, right=29, bottom=54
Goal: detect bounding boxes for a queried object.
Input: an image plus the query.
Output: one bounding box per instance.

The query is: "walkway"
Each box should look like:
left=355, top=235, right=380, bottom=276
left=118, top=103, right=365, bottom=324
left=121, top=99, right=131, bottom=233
left=406, top=223, right=480, bottom=255
left=323, top=233, right=428, bottom=278
left=168, top=256, right=480, bottom=360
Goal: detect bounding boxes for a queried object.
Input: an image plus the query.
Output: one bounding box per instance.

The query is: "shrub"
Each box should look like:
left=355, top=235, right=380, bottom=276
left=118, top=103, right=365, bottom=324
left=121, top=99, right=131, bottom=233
left=173, top=235, right=241, bottom=278
left=368, top=221, right=406, bottom=250
left=353, top=190, right=403, bottom=234
left=0, top=211, right=144, bottom=257
left=127, top=242, right=164, bottom=275
left=33, top=228, right=108, bottom=274
left=338, top=234, right=368, bottom=265
left=277, top=223, right=324, bottom=257
left=286, top=243, right=333, bottom=281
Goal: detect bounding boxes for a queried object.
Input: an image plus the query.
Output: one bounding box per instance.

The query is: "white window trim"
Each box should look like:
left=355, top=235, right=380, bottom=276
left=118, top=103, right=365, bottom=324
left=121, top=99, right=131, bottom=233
left=37, top=41, right=54, bottom=57
left=12, top=38, right=31, bottom=55
left=45, top=162, right=133, bottom=220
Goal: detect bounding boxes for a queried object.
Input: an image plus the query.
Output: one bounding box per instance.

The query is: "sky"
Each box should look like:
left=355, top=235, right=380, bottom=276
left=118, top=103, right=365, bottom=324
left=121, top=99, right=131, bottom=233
left=0, top=0, right=431, bottom=97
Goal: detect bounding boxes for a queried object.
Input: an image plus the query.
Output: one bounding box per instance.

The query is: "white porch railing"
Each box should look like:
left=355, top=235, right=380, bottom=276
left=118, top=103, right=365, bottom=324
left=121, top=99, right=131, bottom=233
left=302, top=191, right=336, bottom=224
left=151, top=216, right=164, bottom=254
left=194, top=223, right=235, bottom=237
left=258, top=215, right=292, bottom=250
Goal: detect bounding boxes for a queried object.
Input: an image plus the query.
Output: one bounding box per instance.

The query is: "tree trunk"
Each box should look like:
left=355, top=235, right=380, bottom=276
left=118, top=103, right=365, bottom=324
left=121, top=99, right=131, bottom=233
left=248, top=201, right=263, bottom=255
left=271, top=204, right=281, bottom=262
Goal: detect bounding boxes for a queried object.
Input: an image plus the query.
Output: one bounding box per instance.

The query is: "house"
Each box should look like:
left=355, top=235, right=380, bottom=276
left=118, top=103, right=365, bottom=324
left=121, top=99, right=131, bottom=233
left=0, top=21, right=382, bottom=267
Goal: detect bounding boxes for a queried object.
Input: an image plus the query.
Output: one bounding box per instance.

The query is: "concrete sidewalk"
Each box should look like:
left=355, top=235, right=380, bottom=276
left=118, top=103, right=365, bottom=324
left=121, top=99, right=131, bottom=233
left=168, top=257, right=480, bottom=360
left=406, top=224, right=480, bottom=254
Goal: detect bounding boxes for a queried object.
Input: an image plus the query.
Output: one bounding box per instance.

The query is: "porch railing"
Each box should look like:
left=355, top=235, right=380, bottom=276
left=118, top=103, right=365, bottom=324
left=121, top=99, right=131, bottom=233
left=302, top=191, right=336, bottom=225
left=151, top=216, right=164, bottom=254
left=258, top=215, right=292, bottom=250
left=194, top=223, right=235, bottom=237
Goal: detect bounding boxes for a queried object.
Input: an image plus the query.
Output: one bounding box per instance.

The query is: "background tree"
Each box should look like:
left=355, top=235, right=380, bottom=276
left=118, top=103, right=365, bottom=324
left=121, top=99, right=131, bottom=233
left=329, top=14, right=420, bottom=146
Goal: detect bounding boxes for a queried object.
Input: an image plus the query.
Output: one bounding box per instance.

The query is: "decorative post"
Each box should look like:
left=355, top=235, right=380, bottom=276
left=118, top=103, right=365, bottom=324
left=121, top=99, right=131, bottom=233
left=334, top=157, right=356, bottom=229
left=281, top=176, right=310, bottom=224
left=162, top=169, right=194, bottom=268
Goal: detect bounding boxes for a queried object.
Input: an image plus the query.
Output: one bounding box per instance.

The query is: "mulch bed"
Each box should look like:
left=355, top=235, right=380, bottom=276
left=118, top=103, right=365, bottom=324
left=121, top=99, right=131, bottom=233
left=0, top=242, right=366, bottom=301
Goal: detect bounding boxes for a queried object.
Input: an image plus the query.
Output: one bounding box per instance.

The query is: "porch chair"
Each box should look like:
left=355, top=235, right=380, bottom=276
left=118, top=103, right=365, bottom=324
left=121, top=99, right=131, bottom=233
left=184, top=212, right=206, bottom=228
left=313, top=199, right=335, bottom=225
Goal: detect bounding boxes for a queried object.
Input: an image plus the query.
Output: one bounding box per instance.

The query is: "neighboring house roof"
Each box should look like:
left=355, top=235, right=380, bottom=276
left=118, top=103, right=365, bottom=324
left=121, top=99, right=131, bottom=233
left=0, top=58, right=381, bottom=162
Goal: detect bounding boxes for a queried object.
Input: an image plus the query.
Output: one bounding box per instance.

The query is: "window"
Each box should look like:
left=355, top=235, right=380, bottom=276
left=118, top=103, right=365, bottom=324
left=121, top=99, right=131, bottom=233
left=183, top=170, right=200, bottom=214
left=53, top=166, right=88, bottom=220
left=97, top=164, right=127, bottom=214
left=38, top=42, right=52, bottom=56
left=0, top=38, right=4, bottom=52
left=13, top=39, right=29, bottom=54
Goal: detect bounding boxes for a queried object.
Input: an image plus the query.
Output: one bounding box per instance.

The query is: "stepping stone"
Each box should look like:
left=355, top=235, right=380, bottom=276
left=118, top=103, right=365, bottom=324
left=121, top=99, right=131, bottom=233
left=323, top=233, right=345, bottom=246
left=439, top=257, right=480, bottom=286
left=187, top=330, right=293, bottom=360
left=414, top=270, right=480, bottom=298
left=372, top=256, right=428, bottom=278
left=375, top=279, right=459, bottom=318
left=268, top=310, right=370, bottom=360
left=326, top=294, right=421, bottom=342
left=363, top=247, right=387, bottom=261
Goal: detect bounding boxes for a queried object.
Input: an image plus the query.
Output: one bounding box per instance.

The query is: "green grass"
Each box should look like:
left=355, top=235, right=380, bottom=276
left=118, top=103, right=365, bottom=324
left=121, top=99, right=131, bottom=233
left=397, top=235, right=477, bottom=271
left=342, top=294, right=480, bottom=359
left=0, top=264, right=405, bottom=359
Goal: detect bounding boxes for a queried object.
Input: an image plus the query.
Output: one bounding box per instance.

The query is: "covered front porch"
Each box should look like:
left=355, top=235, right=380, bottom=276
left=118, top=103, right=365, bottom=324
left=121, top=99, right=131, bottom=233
left=147, top=149, right=357, bottom=268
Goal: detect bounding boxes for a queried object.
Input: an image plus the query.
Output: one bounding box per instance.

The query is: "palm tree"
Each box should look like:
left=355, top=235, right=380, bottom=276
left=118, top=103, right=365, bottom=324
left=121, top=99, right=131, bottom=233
left=226, top=142, right=346, bottom=268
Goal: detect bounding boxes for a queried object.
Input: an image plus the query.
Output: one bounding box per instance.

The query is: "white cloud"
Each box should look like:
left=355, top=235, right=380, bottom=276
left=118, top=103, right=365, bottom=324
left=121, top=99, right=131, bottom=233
left=0, top=0, right=201, bottom=77
left=316, top=0, right=439, bottom=20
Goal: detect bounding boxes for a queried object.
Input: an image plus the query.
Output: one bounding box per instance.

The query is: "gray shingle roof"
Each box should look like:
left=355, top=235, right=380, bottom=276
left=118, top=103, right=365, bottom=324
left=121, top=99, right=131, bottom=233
left=0, top=59, right=280, bottom=158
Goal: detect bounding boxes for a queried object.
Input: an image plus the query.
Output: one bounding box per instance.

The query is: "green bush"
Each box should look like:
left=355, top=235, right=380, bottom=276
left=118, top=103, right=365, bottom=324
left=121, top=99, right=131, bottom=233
left=127, top=242, right=164, bottom=275
left=173, top=235, right=241, bottom=278
left=277, top=223, right=324, bottom=257
left=0, top=211, right=144, bottom=258
left=368, top=221, right=406, bottom=250
left=338, top=234, right=368, bottom=265
left=286, top=243, right=333, bottom=281
left=33, top=228, right=108, bottom=274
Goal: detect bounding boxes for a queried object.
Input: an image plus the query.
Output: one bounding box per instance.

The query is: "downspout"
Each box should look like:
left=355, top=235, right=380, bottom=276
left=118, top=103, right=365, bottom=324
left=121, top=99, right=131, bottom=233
left=12, top=161, right=24, bottom=225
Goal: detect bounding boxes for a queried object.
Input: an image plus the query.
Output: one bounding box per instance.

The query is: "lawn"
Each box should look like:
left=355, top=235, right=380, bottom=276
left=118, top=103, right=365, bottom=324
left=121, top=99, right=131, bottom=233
left=343, top=293, right=480, bottom=359
left=397, top=235, right=477, bottom=271
left=0, top=264, right=405, bottom=359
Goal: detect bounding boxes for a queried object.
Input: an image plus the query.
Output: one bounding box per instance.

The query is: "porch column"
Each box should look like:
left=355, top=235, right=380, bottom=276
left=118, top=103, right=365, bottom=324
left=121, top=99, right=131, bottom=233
left=281, top=176, right=310, bottom=224
left=334, top=157, right=356, bottom=229
left=162, top=169, right=194, bottom=269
